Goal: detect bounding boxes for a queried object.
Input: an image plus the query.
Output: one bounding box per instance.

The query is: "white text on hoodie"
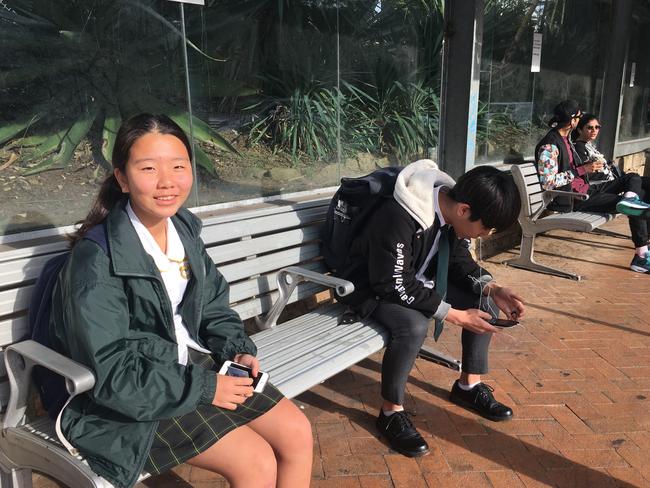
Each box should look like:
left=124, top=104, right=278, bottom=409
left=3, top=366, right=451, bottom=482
left=393, top=243, right=415, bottom=304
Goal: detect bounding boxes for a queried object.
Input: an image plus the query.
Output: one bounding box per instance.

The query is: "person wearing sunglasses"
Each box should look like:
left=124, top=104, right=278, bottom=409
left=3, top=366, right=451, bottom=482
left=572, top=115, right=618, bottom=182
left=537, top=101, right=650, bottom=274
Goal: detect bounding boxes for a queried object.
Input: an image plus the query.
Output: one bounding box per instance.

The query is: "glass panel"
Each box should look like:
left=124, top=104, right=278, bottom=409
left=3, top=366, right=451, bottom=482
left=181, top=1, right=444, bottom=207
left=477, top=0, right=613, bottom=163
left=0, top=1, right=189, bottom=236
left=182, top=1, right=340, bottom=205
left=337, top=1, right=443, bottom=178
left=618, top=3, right=650, bottom=142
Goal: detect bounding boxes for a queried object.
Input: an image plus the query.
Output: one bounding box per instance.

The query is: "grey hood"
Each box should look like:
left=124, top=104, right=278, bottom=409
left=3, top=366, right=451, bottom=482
left=393, top=159, right=456, bottom=229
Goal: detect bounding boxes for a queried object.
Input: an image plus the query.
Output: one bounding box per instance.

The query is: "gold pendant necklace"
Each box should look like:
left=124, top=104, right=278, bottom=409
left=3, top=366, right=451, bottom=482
left=158, top=257, right=191, bottom=280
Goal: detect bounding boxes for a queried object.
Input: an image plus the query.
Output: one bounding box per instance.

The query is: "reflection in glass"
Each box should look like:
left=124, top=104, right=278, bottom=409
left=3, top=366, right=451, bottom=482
left=478, top=0, right=612, bottom=163
left=618, top=3, right=650, bottom=142
left=183, top=1, right=444, bottom=205
left=0, top=1, right=195, bottom=235
left=336, top=1, right=443, bottom=178
left=183, top=1, right=342, bottom=203
left=2, top=1, right=444, bottom=232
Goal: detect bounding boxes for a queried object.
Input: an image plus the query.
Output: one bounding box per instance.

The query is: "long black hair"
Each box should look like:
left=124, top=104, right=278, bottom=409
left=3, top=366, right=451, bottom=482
left=69, top=114, right=192, bottom=245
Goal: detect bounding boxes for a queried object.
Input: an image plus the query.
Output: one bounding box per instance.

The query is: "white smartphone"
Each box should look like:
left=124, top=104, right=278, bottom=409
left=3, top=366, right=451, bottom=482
left=218, top=360, right=269, bottom=393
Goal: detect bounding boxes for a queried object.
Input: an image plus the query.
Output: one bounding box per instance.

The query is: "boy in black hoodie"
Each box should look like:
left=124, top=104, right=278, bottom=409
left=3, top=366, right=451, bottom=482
left=343, top=160, right=526, bottom=457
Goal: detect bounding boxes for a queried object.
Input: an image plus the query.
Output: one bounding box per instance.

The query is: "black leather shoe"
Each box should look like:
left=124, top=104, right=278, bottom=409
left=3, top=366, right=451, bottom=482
left=449, top=380, right=513, bottom=422
left=376, top=410, right=429, bottom=457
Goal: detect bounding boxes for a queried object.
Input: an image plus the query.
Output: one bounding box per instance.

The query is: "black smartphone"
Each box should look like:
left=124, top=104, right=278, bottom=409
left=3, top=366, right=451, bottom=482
left=488, top=318, right=519, bottom=327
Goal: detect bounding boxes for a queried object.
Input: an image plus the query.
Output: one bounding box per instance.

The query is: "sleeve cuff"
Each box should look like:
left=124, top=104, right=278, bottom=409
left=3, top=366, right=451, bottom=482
left=199, top=368, right=217, bottom=405
left=433, top=301, right=451, bottom=321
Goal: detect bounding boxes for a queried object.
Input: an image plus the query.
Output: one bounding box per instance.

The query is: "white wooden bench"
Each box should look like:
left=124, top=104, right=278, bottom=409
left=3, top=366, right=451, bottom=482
left=0, top=189, right=459, bottom=488
left=504, top=162, right=621, bottom=281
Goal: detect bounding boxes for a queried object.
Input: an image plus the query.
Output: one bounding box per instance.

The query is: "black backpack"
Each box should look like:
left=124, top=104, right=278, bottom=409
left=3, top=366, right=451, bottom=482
left=28, top=224, right=108, bottom=419
left=322, top=166, right=402, bottom=277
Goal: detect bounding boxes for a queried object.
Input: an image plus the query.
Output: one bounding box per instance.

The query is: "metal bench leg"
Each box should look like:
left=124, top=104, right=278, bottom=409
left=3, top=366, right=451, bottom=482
left=503, top=234, right=582, bottom=281
left=418, top=345, right=462, bottom=371
left=0, top=468, right=32, bottom=488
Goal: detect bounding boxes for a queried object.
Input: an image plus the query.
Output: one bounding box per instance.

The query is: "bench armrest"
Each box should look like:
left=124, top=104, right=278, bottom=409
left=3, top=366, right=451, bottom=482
left=529, top=189, right=590, bottom=219
left=3, top=340, right=95, bottom=429
left=257, top=266, right=355, bottom=330
left=544, top=189, right=589, bottom=201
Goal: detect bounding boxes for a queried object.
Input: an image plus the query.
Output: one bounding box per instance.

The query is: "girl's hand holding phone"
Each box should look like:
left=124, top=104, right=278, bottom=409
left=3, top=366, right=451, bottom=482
left=233, top=353, right=260, bottom=377
left=213, top=373, right=254, bottom=410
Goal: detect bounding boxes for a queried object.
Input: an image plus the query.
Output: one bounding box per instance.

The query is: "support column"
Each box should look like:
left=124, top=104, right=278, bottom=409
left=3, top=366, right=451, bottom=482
left=438, top=0, right=484, bottom=179
left=598, top=0, right=633, bottom=161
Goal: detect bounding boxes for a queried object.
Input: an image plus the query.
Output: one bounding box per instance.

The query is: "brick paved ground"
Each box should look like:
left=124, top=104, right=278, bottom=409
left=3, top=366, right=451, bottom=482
left=34, top=217, right=650, bottom=487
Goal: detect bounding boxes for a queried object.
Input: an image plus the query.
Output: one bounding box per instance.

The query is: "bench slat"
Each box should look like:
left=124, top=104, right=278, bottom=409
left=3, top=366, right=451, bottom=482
left=210, top=225, right=321, bottom=266
left=201, top=206, right=326, bottom=245
left=0, top=315, right=28, bottom=347
left=214, top=244, right=321, bottom=283
left=197, top=195, right=330, bottom=228
left=253, top=303, right=341, bottom=348
left=258, top=319, right=387, bottom=398
left=0, top=253, right=63, bottom=290
left=231, top=281, right=324, bottom=321
left=518, top=164, right=539, bottom=177
left=0, top=285, right=34, bottom=318
left=0, top=238, right=68, bottom=264
left=523, top=173, right=541, bottom=185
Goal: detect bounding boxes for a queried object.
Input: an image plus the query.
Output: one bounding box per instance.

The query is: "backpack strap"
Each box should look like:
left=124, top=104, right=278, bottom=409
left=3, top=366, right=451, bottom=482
left=83, top=222, right=109, bottom=254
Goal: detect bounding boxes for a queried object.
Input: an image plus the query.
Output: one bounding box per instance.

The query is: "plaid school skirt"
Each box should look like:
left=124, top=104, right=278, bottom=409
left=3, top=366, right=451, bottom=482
left=144, top=350, right=284, bottom=475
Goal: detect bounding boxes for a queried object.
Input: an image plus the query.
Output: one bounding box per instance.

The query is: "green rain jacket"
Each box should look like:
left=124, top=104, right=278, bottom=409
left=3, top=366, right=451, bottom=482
left=49, top=200, right=257, bottom=488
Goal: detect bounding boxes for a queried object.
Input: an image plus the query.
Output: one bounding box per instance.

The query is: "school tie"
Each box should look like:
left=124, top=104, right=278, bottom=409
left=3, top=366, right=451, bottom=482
left=433, top=225, right=450, bottom=341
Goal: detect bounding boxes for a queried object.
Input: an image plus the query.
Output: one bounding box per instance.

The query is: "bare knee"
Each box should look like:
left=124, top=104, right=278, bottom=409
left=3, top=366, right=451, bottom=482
left=227, top=442, right=277, bottom=488
left=253, top=448, right=277, bottom=487
left=189, top=428, right=278, bottom=488
left=276, top=408, right=313, bottom=461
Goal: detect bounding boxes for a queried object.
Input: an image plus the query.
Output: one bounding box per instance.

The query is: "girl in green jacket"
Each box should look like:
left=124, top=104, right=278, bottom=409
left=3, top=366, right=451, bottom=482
left=50, top=114, right=313, bottom=488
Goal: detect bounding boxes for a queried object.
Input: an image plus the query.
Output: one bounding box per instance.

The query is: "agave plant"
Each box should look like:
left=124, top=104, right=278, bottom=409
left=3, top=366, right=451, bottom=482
left=0, top=0, right=245, bottom=176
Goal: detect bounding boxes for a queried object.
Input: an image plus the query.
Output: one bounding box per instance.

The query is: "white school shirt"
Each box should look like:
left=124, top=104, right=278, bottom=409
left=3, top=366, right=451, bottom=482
left=415, top=186, right=447, bottom=289
left=126, top=202, right=211, bottom=365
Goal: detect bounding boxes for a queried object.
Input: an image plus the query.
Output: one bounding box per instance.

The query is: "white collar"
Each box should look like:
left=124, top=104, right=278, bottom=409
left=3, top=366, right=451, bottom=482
left=126, top=201, right=185, bottom=270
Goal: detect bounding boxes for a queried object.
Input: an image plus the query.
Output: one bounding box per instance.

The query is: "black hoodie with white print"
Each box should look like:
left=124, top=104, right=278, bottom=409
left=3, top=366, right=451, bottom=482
left=343, top=160, right=493, bottom=319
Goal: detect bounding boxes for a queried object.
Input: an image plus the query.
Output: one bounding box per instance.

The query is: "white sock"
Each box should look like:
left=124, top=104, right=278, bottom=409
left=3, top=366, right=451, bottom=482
left=382, top=407, right=404, bottom=416
left=624, top=191, right=638, bottom=199
left=458, top=381, right=481, bottom=391
left=637, top=246, right=648, bottom=257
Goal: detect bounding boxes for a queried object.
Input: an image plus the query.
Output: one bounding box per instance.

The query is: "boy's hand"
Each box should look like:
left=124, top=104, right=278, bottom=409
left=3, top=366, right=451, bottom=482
left=445, top=308, right=499, bottom=334
left=485, top=284, right=525, bottom=320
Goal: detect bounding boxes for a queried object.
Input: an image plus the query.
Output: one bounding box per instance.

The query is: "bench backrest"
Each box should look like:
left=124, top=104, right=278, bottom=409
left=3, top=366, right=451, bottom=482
left=511, top=162, right=545, bottom=221
left=0, top=190, right=333, bottom=412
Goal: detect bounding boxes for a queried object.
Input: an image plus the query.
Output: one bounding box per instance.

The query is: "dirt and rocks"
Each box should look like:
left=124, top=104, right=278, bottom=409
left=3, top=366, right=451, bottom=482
left=0, top=137, right=387, bottom=236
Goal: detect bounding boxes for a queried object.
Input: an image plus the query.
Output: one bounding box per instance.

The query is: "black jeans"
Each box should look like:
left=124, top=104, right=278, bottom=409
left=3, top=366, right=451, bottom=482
left=576, top=173, right=650, bottom=248
left=370, top=281, right=498, bottom=405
